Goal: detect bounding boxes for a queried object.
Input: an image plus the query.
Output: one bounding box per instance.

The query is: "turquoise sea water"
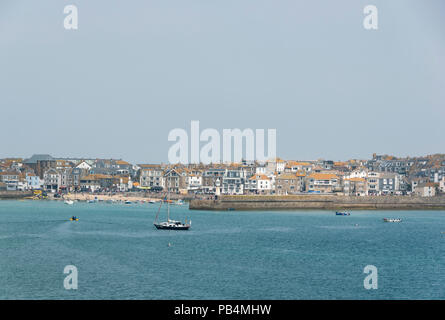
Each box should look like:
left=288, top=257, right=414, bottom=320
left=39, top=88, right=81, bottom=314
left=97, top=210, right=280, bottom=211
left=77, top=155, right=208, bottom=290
left=0, top=200, right=444, bottom=299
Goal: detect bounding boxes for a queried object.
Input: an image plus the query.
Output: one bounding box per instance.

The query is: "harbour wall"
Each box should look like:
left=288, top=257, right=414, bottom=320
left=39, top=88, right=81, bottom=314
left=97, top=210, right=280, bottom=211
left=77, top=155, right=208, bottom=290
left=0, top=191, right=33, bottom=199
left=189, top=195, right=445, bottom=210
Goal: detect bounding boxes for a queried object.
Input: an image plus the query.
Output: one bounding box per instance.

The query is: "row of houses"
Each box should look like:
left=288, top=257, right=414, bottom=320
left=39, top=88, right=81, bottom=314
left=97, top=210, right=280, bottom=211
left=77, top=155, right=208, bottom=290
left=137, top=158, right=445, bottom=197
left=1, top=154, right=445, bottom=197
left=0, top=155, right=137, bottom=193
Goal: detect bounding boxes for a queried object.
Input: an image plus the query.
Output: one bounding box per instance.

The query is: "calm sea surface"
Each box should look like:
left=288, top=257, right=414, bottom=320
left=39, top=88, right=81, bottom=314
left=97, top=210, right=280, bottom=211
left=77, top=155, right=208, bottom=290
left=0, top=200, right=444, bottom=299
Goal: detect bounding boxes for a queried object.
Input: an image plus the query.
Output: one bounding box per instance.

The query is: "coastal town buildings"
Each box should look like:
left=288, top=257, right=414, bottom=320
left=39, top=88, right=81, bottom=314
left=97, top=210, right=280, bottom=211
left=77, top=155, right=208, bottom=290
left=1, top=153, right=444, bottom=197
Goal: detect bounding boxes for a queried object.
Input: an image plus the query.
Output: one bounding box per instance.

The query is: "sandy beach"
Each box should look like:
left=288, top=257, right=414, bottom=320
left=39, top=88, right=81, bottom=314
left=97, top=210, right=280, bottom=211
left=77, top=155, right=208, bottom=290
left=60, top=192, right=192, bottom=203
left=62, top=193, right=163, bottom=203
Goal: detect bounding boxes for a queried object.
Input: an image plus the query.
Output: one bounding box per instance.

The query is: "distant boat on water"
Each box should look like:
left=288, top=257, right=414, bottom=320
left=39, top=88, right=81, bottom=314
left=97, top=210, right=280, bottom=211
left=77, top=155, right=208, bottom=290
left=383, top=218, right=402, bottom=223
left=64, top=200, right=74, bottom=205
left=335, top=211, right=350, bottom=216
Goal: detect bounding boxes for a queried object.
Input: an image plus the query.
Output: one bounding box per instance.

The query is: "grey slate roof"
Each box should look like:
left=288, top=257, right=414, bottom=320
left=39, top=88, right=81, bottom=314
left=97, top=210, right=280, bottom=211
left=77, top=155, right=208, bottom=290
left=24, top=154, right=54, bottom=164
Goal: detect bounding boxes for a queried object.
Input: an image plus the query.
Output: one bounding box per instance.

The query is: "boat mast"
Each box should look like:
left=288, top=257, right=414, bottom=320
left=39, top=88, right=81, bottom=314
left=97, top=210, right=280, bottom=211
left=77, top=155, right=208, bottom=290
left=154, top=197, right=163, bottom=223
left=167, top=176, right=170, bottom=222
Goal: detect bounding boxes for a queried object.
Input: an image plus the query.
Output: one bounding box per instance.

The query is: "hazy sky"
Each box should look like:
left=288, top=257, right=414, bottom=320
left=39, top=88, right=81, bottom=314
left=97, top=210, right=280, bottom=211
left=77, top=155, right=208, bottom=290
left=1, top=0, right=444, bottom=163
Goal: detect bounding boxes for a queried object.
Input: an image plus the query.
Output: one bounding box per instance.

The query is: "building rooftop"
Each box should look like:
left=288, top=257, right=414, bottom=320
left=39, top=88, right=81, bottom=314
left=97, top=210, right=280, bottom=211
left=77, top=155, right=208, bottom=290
left=24, top=154, right=54, bottom=164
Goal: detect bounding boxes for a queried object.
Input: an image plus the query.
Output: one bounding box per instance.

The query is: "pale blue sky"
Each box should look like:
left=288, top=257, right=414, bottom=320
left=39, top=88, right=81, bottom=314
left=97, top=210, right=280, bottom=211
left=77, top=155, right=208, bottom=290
left=0, top=0, right=444, bottom=163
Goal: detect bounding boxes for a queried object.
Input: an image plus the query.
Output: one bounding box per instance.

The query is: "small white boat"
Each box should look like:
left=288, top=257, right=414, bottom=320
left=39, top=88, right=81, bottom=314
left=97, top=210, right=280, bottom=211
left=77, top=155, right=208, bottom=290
left=125, top=200, right=132, bottom=204
left=175, top=199, right=185, bottom=205
left=383, top=218, right=402, bottom=223
left=64, top=200, right=74, bottom=205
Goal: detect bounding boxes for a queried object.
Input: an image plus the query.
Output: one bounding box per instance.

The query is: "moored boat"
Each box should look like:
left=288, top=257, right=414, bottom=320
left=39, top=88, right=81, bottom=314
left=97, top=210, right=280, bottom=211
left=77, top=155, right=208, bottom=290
left=383, top=218, right=402, bottom=223
left=335, top=211, right=350, bottom=216
left=153, top=181, right=191, bottom=231
left=154, top=219, right=191, bottom=230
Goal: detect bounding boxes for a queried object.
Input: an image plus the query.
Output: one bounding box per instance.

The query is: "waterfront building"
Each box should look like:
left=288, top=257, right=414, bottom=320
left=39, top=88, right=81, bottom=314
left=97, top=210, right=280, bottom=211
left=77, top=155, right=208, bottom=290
left=275, top=173, right=304, bottom=195
left=25, top=173, right=43, bottom=190
left=378, top=173, right=408, bottom=195
left=439, top=177, right=445, bottom=193
left=413, top=182, right=437, bottom=197
left=43, top=168, right=61, bottom=192
left=343, top=177, right=367, bottom=196
left=117, top=176, right=132, bottom=192
left=305, top=173, right=340, bottom=193
left=79, top=174, right=101, bottom=192
left=0, top=171, right=19, bottom=191
left=139, top=165, right=164, bottom=189
left=79, top=174, right=115, bottom=192
left=59, top=168, right=74, bottom=192
left=71, top=167, right=88, bottom=191
left=186, top=174, right=202, bottom=193
left=201, top=167, right=225, bottom=194
left=365, top=172, right=380, bottom=195
left=222, top=167, right=246, bottom=195
left=246, top=174, right=272, bottom=194
left=163, top=168, right=187, bottom=193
